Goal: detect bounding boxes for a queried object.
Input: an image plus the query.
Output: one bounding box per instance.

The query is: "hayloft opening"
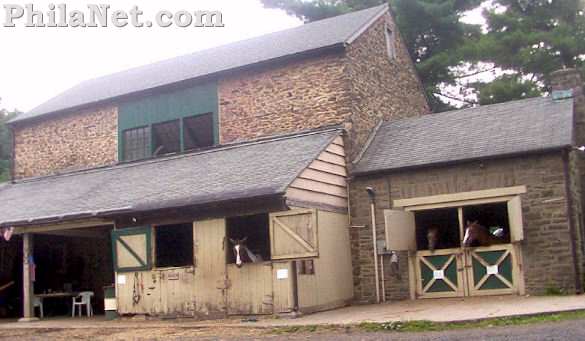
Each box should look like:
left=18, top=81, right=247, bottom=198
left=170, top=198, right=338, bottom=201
left=155, top=223, right=193, bottom=268
left=226, top=213, right=271, bottom=264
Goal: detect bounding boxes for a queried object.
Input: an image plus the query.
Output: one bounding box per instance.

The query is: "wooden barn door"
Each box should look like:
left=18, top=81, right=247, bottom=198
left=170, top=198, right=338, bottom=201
left=226, top=263, right=273, bottom=315
left=270, top=209, right=318, bottom=259
left=193, top=219, right=228, bottom=316
left=466, top=244, right=519, bottom=296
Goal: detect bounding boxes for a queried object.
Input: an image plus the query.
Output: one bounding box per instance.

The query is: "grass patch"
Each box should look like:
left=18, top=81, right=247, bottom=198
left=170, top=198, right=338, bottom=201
left=356, top=310, right=585, bottom=333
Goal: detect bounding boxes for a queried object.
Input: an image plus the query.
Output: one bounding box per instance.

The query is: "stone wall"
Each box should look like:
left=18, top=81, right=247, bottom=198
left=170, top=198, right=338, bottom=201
left=344, top=13, right=430, bottom=160
left=13, top=107, right=118, bottom=179
left=218, top=52, right=352, bottom=144
left=219, top=10, right=429, bottom=157
left=349, top=153, right=581, bottom=302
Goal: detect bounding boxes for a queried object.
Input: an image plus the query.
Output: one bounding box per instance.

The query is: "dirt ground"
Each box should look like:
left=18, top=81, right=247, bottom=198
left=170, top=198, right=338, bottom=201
left=3, top=319, right=585, bottom=341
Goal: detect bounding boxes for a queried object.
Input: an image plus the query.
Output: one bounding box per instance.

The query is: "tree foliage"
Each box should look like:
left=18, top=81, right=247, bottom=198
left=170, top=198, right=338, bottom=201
left=460, top=0, right=585, bottom=104
left=0, top=99, right=19, bottom=182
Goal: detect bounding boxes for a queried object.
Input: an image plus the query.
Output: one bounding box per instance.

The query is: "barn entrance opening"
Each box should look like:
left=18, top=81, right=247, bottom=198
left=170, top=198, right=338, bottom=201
left=414, top=207, right=460, bottom=251
left=463, top=203, right=511, bottom=245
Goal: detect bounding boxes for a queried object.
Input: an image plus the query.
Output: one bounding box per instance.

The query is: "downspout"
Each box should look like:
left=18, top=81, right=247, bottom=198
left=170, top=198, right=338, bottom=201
left=366, top=187, right=380, bottom=303
left=562, top=149, right=583, bottom=293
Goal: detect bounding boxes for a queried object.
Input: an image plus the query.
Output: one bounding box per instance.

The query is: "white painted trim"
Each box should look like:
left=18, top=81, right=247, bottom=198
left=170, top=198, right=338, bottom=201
left=346, top=4, right=389, bottom=44
left=393, top=186, right=527, bottom=209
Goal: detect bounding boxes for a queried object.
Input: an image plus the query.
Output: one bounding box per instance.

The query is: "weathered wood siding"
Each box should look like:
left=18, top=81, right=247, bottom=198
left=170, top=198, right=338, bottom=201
left=286, top=136, right=348, bottom=211
left=297, top=210, right=353, bottom=312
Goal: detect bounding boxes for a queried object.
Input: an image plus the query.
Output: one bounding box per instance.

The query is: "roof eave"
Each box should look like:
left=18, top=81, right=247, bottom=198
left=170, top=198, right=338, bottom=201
left=351, top=145, right=571, bottom=178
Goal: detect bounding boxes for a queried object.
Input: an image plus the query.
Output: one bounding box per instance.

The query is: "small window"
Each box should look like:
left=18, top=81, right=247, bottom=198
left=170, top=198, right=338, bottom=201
left=155, top=223, right=193, bottom=268
left=152, top=120, right=181, bottom=156
left=385, top=25, right=396, bottom=60
left=226, top=214, right=271, bottom=264
left=184, top=113, right=214, bottom=150
left=297, top=259, right=315, bottom=275
left=123, top=126, right=151, bottom=161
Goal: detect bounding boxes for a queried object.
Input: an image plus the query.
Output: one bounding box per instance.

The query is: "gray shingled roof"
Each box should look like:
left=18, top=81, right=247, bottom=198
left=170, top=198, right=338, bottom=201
left=11, top=5, right=387, bottom=124
left=0, top=129, right=340, bottom=227
left=353, top=96, right=574, bottom=175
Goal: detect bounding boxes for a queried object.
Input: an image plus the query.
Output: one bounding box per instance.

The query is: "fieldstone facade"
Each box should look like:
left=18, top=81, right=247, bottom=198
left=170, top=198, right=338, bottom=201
left=218, top=12, right=429, bottom=159
left=13, top=106, right=118, bottom=179
left=349, top=153, right=585, bottom=302
left=344, top=13, right=429, bottom=160
left=218, top=53, right=352, bottom=144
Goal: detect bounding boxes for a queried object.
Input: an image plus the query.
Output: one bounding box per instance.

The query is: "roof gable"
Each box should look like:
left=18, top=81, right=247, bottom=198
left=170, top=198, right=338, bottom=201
left=11, top=4, right=388, bottom=124
left=353, top=96, right=574, bottom=175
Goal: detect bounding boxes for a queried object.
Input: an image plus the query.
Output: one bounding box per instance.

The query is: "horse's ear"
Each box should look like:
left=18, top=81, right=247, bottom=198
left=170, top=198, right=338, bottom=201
left=473, top=220, right=479, bottom=225
left=466, top=220, right=471, bottom=226
left=229, top=238, right=236, bottom=244
left=241, top=236, right=248, bottom=243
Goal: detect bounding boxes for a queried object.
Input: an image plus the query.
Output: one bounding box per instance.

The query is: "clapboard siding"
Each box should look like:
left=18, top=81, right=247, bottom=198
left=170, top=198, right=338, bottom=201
left=286, top=137, right=348, bottom=211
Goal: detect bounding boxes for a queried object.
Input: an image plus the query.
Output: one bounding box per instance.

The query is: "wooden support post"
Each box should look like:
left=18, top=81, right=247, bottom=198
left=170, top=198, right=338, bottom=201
left=18, top=233, right=38, bottom=322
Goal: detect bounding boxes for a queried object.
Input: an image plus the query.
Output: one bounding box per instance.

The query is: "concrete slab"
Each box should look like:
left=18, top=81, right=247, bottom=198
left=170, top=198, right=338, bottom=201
left=0, top=295, right=584, bottom=330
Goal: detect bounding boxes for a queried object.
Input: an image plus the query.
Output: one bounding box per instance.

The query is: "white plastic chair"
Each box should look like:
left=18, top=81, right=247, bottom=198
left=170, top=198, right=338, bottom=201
left=33, top=296, right=44, bottom=318
left=72, top=291, right=94, bottom=317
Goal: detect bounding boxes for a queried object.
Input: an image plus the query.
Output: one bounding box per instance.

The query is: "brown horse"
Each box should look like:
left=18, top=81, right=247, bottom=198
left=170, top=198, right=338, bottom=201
left=463, top=221, right=505, bottom=247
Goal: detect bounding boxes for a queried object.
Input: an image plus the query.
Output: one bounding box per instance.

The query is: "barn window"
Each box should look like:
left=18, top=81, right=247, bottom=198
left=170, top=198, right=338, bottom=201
left=183, top=113, right=214, bottom=150
left=414, top=208, right=460, bottom=251
left=122, top=126, right=151, bottom=161
left=226, top=213, right=271, bottom=264
left=154, top=223, right=193, bottom=268
left=152, top=120, right=181, bottom=156
left=385, top=24, right=396, bottom=60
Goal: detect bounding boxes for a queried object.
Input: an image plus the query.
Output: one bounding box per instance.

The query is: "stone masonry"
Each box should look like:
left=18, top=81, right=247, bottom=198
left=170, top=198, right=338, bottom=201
left=219, top=11, right=429, bottom=160
left=13, top=106, right=118, bottom=179
left=344, top=13, right=430, bottom=160
left=350, top=153, right=582, bottom=302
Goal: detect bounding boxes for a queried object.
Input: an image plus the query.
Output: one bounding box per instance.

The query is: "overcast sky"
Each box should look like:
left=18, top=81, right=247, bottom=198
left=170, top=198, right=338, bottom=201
left=0, top=0, right=484, bottom=112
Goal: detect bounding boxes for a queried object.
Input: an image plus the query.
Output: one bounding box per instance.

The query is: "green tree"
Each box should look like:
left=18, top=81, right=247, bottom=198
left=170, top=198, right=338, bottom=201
left=261, top=0, right=483, bottom=111
left=463, top=0, right=585, bottom=104
left=0, top=99, right=19, bottom=182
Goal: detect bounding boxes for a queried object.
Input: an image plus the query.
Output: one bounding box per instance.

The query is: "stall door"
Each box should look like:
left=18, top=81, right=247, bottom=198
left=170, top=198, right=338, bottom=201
left=227, top=263, right=273, bottom=315
left=193, top=219, right=228, bottom=316
left=415, top=248, right=465, bottom=298
left=466, top=244, right=518, bottom=296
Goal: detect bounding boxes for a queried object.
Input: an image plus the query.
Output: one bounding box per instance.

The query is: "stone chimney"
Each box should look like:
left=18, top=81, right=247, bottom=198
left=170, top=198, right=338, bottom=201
left=551, top=68, right=585, bottom=145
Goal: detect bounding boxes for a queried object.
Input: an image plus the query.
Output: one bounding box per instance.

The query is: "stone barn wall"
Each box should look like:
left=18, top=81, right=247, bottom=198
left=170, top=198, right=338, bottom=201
left=349, top=152, right=582, bottom=302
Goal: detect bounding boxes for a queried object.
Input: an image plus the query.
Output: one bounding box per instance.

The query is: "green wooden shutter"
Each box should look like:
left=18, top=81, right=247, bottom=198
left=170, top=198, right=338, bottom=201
left=111, top=226, right=152, bottom=272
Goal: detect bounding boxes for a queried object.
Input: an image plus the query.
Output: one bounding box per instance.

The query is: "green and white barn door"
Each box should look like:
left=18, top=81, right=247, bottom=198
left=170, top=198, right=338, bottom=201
left=466, top=244, right=518, bottom=296
left=415, top=249, right=465, bottom=298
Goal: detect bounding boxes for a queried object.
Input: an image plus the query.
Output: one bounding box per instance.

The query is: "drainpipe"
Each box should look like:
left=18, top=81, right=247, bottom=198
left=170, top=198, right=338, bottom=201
left=562, top=149, right=583, bottom=294
left=366, top=187, right=380, bottom=303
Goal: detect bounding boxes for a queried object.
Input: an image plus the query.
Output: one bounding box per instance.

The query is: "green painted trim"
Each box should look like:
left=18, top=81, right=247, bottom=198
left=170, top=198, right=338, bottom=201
left=118, top=80, right=219, bottom=161
left=111, top=226, right=152, bottom=273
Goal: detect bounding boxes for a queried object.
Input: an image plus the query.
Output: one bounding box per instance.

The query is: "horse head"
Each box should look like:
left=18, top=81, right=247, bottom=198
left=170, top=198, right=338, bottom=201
left=229, top=237, right=248, bottom=268
left=426, top=226, right=440, bottom=252
left=463, top=220, right=484, bottom=247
